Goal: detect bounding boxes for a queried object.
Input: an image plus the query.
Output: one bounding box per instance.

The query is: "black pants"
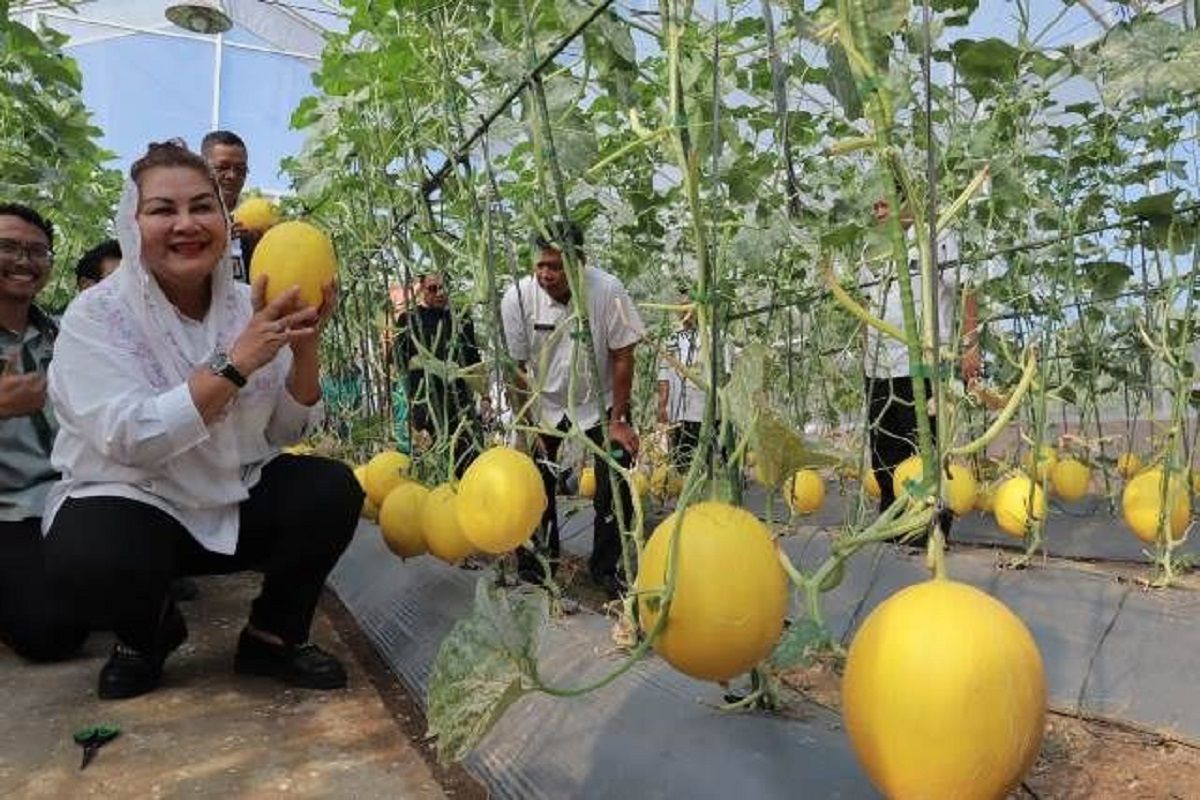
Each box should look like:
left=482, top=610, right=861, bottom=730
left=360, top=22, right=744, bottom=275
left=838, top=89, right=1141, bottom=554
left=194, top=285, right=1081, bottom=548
left=0, top=518, right=88, bottom=662
left=44, top=455, right=362, bottom=654
left=669, top=420, right=701, bottom=474
left=519, top=419, right=633, bottom=581
left=866, top=377, right=952, bottom=540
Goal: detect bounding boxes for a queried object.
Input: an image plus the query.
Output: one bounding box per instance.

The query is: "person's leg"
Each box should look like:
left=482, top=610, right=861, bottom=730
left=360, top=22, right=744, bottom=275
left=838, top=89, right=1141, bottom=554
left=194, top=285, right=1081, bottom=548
left=677, top=421, right=701, bottom=472
left=517, top=431, right=564, bottom=582
left=0, top=518, right=88, bottom=662
left=43, top=497, right=195, bottom=697
left=867, top=377, right=919, bottom=515
left=229, top=454, right=362, bottom=689
left=588, top=423, right=633, bottom=592
left=234, top=454, right=362, bottom=647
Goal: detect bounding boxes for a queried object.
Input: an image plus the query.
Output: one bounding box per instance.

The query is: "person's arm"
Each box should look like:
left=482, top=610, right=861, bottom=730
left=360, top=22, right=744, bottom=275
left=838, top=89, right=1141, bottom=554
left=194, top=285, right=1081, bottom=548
left=959, top=288, right=981, bottom=383
left=460, top=315, right=481, bottom=366
left=607, top=343, right=639, bottom=456
left=0, top=349, right=47, bottom=419
left=657, top=378, right=670, bottom=426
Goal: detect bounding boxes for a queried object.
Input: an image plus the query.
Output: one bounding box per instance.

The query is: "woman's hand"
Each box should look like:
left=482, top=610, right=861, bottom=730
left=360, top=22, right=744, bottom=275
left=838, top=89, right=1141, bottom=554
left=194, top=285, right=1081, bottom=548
left=285, top=282, right=336, bottom=406
left=289, top=282, right=338, bottom=360
left=229, top=276, right=318, bottom=376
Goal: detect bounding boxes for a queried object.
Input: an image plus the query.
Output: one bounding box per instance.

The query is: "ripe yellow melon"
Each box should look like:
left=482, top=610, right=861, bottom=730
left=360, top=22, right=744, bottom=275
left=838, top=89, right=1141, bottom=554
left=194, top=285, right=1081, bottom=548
left=843, top=579, right=1046, bottom=799
left=250, top=220, right=337, bottom=308
left=1050, top=458, right=1091, bottom=502
left=579, top=466, right=596, bottom=498
left=364, top=450, right=411, bottom=506
left=1116, top=452, right=1143, bottom=479
left=863, top=469, right=881, bottom=499
left=993, top=474, right=1047, bottom=538
left=942, top=463, right=979, bottom=516
left=1122, top=468, right=1190, bottom=544
left=361, top=497, right=379, bottom=522
left=456, top=447, right=547, bottom=554
left=635, top=502, right=788, bottom=682
left=650, top=465, right=684, bottom=500
left=785, top=469, right=825, bottom=514
left=1022, top=445, right=1057, bottom=482
left=231, top=196, right=280, bottom=232
left=891, top=455, right=925, bottom=500
left=379, top=482, right=430, bottom=558
left=420, top=483, right=476, bottom=563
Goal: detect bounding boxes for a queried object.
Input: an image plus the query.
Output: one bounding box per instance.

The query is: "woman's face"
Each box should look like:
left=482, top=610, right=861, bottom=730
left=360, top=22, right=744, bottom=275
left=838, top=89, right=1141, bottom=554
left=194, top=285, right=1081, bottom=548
left=136, top=165, right=227, bottom=289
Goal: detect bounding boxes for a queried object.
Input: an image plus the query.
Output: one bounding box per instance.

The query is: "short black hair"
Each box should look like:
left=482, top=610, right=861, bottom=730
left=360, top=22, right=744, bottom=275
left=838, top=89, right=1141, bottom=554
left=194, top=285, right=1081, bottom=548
left=0, top=203, right=54, bottom=250
left=200, top=130, right=247, bottom=155
left=532, top=219, right=584, bottom=260
left=75, top=239, right=121, bottom=282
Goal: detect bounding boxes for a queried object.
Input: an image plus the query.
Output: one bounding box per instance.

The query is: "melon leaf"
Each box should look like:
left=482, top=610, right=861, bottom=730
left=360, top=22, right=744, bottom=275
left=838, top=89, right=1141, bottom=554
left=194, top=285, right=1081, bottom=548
left=426, top=578, right=549, bottom=763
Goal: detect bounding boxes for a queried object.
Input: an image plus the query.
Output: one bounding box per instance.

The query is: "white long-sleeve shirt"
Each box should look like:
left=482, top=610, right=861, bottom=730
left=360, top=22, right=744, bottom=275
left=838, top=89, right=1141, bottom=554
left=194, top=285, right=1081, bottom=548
left=500, top=267, right=644, bottom=430
left=43, top=279, right=321, bottom=554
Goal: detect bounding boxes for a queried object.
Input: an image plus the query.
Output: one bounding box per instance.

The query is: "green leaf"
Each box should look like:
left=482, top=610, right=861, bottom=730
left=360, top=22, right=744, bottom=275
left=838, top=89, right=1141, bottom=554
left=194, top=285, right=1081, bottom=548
left=724, top=343, right=848, bottom=488
left=1124, top=189, right=1180, bottom=222
left=1080, top=260, right=1131, bottom=300
left=426, top=579, right=549, bottom=764
left=1090, top=17, right=1200, bottom=105
left=823, top=44, right=862, bottom=121
left=951, top=38, right=1020, bottom=86
left=768, top=618, right=831, bottom=670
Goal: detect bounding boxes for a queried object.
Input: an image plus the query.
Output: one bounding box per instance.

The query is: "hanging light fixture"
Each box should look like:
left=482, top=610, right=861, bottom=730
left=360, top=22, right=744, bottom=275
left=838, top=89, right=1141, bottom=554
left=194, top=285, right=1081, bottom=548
left=165, top=0, right=233, bottom=34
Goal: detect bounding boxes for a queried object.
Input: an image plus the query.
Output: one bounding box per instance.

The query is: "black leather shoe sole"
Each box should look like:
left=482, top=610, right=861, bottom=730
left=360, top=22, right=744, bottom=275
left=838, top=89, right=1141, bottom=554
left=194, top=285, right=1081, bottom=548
left=98, top=607, right=189, bottom=700
left=234, top=631, right=347, bottom=690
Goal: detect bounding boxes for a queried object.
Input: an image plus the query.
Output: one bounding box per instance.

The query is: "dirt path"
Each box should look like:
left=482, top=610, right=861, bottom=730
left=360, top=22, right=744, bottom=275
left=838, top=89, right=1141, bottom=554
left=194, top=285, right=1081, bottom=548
left=0, top=573, right=456, bottom=799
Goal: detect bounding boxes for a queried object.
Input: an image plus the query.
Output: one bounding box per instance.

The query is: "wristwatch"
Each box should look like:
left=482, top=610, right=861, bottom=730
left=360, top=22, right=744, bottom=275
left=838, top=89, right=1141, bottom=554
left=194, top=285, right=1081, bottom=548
left=207, top=350, right=247, bottom=388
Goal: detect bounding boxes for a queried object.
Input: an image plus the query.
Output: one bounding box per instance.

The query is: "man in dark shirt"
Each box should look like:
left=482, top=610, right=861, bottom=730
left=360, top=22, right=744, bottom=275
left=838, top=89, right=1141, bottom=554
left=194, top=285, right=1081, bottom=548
left=394, top=272, right=482, bottom=476
left=0, top=202, right=87, bottom=661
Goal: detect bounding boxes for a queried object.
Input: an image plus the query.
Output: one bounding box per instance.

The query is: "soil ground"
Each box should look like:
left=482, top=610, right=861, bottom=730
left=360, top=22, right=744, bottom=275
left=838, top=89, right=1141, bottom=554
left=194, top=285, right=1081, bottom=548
left=0, top=573, right=480, bottom=799
left=776, top=657, right=1200, bottom=799
left=555, top=500, right=1200, bottom=800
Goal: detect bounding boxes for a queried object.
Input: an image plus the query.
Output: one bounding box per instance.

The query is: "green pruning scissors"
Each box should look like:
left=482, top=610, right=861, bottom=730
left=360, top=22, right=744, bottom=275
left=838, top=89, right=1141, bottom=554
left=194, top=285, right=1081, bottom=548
left=74, top=724, right=120, bottom=771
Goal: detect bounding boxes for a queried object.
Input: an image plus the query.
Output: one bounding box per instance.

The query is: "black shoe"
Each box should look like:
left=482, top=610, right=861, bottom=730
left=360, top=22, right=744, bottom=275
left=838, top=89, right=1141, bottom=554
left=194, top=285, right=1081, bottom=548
left=234, top=630, right=347, bottom=690
left=98, top=606, right=188, bottom=700
left=169, top=577, right=200, bottom=602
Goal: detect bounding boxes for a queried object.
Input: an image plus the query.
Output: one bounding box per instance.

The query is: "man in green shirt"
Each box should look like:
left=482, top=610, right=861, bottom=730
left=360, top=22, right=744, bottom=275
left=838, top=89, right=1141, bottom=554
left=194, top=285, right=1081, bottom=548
left=0, top=203, right=87, bottom=661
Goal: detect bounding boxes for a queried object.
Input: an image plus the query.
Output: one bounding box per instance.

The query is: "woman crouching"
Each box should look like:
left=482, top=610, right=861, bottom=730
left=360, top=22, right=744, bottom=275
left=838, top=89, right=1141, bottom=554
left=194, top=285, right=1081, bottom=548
left=43, top=141, right=363, bottom=700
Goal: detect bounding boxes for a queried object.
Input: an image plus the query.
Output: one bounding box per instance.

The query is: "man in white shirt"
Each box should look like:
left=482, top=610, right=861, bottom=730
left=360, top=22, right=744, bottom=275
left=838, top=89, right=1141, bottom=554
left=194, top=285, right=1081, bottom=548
left=657, top=298, right=711, bottom=472
left=864, top=195, right=981, bottom=533
left=201, top=130, right=256, bottom=283
left=501, top=220, right=644, bottom=598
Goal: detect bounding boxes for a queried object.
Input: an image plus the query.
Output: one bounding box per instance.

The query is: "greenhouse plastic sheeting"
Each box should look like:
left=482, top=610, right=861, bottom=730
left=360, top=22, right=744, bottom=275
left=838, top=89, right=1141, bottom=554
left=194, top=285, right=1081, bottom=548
left=561, top=504, right=1200, bottom=742
left=329, top=527, right=877, bottom=800
left=737, top=483, right=1200, bottom=562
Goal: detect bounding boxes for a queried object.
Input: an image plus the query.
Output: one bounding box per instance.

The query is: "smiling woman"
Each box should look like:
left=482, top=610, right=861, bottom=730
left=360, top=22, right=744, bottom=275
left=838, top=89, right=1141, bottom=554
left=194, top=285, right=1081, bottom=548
left=39, top=140, right=363, bottom=702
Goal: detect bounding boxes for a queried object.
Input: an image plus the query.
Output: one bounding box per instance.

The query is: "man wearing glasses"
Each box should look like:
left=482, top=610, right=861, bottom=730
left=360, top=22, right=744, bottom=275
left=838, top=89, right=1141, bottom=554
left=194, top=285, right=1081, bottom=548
left=393, top=272, right=482, bottom=476
left=201, top=130, right=256, bottom=282
left=0, top=203, right=87, bottom=661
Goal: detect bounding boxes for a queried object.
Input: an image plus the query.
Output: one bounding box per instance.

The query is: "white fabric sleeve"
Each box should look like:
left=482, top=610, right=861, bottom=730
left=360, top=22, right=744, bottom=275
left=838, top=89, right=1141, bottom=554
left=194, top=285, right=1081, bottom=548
left=48, top=327, right=209, bottom=468
left=267, top=384, right=323, bottom=447
left=500, top=284, right=529, bottom=362
left=604, top=281, right=645, bottom=351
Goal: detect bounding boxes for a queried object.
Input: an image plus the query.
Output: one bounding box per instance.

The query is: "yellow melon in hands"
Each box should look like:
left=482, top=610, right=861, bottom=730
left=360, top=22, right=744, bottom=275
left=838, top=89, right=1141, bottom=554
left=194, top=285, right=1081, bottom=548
left=250, top=220, right=337, bottom=308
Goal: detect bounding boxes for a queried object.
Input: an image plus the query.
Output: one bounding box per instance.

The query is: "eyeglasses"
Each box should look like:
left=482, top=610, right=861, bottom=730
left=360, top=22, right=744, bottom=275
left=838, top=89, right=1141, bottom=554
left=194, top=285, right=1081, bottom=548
left=212, top=164, right=248, bottom=177
left=0, top=238, right=53, bottom=264
left=424, top=284, right=445, bottom=294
